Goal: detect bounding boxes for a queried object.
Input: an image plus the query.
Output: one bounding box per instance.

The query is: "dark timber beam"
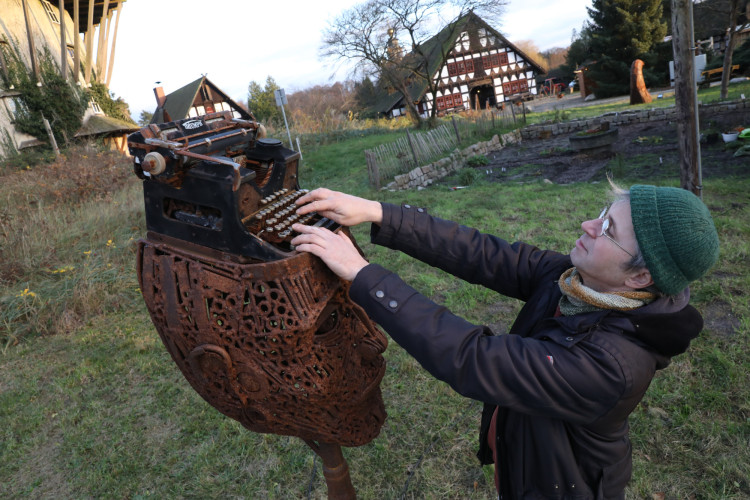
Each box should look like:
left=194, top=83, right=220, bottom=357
left=670, top=0, right=702, bottom=197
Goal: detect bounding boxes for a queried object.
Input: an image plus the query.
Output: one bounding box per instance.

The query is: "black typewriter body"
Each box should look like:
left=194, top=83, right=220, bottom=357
left=128, top=112, right=337, bottom=262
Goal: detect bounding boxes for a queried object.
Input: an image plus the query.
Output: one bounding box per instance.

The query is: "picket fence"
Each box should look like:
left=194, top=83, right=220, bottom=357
left=365, top=107, right=525, bottom=188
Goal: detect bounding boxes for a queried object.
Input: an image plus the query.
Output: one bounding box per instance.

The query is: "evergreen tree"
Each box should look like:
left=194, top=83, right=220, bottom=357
left=561, top=26, right=594, bottom=77
left=353, top=77, right=379, bottom=118
left=586, top=0, right=667, bottom=97
left=247, top=76, right=283, bottom=124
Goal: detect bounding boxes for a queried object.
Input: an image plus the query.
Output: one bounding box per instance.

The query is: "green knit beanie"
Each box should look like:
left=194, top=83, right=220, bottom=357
left=630, top=185, right=720, bottom=295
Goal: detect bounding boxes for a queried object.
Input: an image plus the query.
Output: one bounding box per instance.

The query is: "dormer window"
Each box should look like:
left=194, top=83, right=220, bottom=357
left=90, top=100, right=103, bottom=114
left=42, top=1, right=60, bottom=24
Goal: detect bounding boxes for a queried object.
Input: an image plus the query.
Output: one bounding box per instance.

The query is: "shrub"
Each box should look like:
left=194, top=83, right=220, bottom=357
left=466, top=154, right=490, bottom=167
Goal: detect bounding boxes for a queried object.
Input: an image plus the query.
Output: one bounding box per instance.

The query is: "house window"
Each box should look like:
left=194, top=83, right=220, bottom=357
left=498, top=52, right=508, bottom=65
left=90, top=99, right=103, bottom=114
left=452, top=92, right=462, bottom=107
left=67, top=45, right=75, bottom=59
left=448, top=59, right=474, bottom=76
left=42, top=1, right=60, bottom=24
left=502, top=78, right=528, bottom=96
left=436, top=96, right=445, bottom=109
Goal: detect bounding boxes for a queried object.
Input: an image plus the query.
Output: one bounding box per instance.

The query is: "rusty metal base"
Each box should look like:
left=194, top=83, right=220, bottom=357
left=306, top=440, right=357, bottom=499
left=136, top=237, right=388, bottom=448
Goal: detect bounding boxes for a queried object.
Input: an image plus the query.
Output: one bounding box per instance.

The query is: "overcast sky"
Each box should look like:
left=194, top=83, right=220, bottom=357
left=107, top=0, right=592, bottom=119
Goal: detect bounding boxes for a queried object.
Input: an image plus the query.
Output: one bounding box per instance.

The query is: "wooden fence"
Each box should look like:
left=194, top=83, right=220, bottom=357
left=365, top=106, right=525, bottom=188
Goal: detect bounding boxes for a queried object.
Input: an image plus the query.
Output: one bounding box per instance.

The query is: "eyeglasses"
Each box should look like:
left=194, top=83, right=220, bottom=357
left=597, top=206, right=635, bottom=257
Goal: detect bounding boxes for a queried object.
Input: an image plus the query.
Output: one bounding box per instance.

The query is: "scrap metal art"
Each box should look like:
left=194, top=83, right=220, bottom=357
left=128, top=111, right=387, bottom=499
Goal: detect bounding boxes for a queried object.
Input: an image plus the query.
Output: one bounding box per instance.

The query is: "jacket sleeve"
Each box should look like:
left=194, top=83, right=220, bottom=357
left=350, top=264, right=627, bottom=424
left=371, top=203, right=569, bottom=302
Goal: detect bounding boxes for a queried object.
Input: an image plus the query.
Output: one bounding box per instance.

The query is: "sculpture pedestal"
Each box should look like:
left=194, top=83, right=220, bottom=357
left=137, top=236, right=387, bottom=499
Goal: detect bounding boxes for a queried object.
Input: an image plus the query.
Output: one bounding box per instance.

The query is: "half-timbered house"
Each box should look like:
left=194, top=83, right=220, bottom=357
left=374, top=12, right=546, bottom=118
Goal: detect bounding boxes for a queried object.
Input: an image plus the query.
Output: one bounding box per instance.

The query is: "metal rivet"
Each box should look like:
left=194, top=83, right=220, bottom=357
left=375, top=290, right=384, bottom=299
left=389, top=300, right=398, bottom=308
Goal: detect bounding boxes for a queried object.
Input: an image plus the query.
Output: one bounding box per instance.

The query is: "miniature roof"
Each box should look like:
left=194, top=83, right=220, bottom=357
left=150, top=76, right=252, bottom=124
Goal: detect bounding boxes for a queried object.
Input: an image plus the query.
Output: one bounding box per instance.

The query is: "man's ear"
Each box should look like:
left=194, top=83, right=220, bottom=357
left=625, top=268, right=654, bottom=290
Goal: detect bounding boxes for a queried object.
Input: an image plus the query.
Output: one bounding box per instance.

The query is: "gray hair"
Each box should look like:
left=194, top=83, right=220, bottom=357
left=608, top=178, right=663, bottom=295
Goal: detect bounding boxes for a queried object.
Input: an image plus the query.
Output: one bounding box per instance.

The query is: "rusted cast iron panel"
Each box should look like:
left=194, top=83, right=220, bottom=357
left=128, top=112, right=388, bottom=460
left=136, top=239, right=387, bottom=446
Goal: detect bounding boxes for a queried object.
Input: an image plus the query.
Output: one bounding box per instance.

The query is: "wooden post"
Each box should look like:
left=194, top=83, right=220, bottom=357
left=671, top=0, right=702, bottom=197
left=84, top=0, right=94, bottom=84
left=105, top=4, right=123, bottom=87
left=0, top=41, right=9, bottom=82
left=58, top=0, right=67, bottom=80
left=721, top=0, right=742, bottom=99
left=42, top=115, right=61, bottom=159
left=73, top=0, right=80, bottom=80
left=21, top=0, right=39, bottom=80
left=365, top=151, right=380, bottom=189
left=406, top=129, right=419, bottom=167
left=96, top=0, right=111, bottom=81
left=509, top=100, right=517, bottom=125
left=451, top=115, right=461, bottom=143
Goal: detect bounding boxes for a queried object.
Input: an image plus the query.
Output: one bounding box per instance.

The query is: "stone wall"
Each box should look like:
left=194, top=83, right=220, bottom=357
left=384, top=130, right=522, bottom=191
left=383, top=98, right=750, bottom=191
left=519, top=98, right=750, bottom=140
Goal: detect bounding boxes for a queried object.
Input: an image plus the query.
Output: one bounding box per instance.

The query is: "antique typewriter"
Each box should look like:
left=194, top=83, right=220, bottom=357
left=128, top=111, right=339, bottom=262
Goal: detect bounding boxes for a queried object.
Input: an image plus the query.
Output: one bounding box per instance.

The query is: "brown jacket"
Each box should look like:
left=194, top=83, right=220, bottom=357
left=349, top=203, right=702, bottom=499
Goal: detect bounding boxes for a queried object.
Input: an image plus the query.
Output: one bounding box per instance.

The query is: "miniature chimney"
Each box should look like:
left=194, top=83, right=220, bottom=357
left=154, top=86, right=166, bottom=107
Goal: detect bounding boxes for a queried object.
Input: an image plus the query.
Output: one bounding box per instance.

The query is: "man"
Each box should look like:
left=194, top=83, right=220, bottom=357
left=289, top=183, right=719, bottom=499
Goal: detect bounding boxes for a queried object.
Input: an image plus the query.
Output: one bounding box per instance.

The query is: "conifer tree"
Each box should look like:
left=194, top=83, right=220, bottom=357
left=586, top=0, right=667, bottom=97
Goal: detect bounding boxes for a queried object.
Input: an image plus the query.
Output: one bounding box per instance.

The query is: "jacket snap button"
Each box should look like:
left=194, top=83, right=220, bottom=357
left=375, top=290, right=384, bottom=298
left=389, top=300, right=398, bottom=308
left=566, top=336, right=574, bottom=342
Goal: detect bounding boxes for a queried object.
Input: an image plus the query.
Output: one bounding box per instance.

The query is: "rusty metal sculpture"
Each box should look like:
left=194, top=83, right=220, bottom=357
left=630, top=59, right=653, bottom=105
left=129, top=112, right=387, bottom=499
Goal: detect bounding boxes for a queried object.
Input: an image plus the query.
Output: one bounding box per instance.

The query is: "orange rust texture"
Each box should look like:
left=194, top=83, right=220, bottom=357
left=137, top=239, right=388, bottom=447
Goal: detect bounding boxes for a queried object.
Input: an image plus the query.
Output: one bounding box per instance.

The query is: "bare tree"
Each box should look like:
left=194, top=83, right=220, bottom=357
left=321, top=0, right=508, bottom=127
left=721, top=0, right=743, bottom=99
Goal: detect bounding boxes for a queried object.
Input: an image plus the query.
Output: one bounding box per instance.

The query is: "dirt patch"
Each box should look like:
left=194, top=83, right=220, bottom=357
left=701, top=300, right=743, bottom=337
left=460, top=110, right=750, bottom=185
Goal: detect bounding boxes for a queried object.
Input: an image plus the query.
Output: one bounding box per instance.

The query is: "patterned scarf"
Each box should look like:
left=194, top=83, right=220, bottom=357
left=558, top=267, right=657, bottom=316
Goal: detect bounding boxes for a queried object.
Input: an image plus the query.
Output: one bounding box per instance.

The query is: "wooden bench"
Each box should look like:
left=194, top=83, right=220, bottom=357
left=699, top=65, right=740, bottom=87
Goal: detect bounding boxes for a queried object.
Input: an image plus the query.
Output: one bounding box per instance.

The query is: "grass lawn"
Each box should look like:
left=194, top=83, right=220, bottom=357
left=2, top=90, right=749, bottom=498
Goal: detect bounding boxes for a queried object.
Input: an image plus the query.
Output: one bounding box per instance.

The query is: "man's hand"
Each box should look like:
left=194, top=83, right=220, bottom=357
left=291, top=224, right=369, bottom=281
left=295, top=188, right=383, bottom=227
